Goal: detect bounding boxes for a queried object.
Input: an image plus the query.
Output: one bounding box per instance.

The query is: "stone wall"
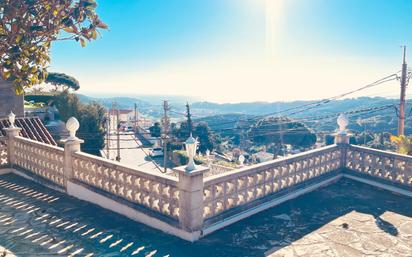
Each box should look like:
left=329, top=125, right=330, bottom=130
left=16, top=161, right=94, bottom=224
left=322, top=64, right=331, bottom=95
left=0, top=80, right=24, bottom=118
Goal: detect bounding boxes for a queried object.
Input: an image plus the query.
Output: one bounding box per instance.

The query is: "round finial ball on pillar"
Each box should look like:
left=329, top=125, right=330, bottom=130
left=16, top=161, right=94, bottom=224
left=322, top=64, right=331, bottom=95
left=8, top=111, right=16, bottom=128
left=337, top=113, right=349, bottom=135
left=66, top=117, right=80, bottom=140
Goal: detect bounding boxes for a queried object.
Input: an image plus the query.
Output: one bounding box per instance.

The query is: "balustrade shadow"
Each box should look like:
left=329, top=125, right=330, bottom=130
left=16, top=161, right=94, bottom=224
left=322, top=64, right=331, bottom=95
left=1, top=172, right=411, bottom=257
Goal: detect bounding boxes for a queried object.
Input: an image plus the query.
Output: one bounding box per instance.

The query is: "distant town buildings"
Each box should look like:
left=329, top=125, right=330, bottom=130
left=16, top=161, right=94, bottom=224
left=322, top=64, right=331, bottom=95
left=108, top=109, right=153, bottom=131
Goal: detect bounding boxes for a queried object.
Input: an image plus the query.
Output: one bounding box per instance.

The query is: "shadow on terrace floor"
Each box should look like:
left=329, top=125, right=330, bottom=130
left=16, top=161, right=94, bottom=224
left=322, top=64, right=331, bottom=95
left=0, top=173, right=411, bottom=257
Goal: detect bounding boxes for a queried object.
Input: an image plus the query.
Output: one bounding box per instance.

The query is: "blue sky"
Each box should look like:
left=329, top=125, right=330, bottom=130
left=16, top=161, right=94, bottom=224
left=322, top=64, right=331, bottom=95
left=49, top=0, right=412, bottom=103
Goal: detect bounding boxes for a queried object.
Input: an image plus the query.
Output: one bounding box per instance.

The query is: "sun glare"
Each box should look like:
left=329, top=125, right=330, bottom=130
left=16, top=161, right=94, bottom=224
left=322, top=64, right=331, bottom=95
left=265, top=0, right=284, bottom=59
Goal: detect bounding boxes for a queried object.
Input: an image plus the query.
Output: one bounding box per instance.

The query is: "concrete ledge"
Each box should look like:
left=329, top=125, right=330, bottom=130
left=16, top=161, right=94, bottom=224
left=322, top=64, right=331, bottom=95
left=67, top=180, right=200, bottom=242
left=202, top=174, right=343, bottom=236
left=0, top=168, right=13, bottom=175
left=11, top=168, right=65, bottom=193
left=343, top=174, right=412, bottom=198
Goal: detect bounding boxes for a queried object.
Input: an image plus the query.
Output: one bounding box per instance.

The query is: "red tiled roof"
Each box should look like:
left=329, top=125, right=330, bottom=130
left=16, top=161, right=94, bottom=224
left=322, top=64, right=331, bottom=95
left=0, top=117, right=57, bottom=146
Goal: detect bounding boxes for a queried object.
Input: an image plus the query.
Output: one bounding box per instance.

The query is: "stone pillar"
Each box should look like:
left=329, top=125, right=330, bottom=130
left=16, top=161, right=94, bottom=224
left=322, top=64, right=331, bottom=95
left=60, top=117, right=83, bottom=183
left=3, top=127, right=22, bottom=166
left=0, top=80, right=24, bottom=118
left=175, top=165, right=208, bottom=232
left=334, top=133, right=350, bottom=145
left=334, top=113, right=350, bottom=169
left=60, top=138, right=83, bottom=180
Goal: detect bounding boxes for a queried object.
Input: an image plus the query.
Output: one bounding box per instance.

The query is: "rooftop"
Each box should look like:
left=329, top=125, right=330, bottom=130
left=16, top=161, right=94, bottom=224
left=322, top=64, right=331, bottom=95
left=0, top=117, right=56, bottom=146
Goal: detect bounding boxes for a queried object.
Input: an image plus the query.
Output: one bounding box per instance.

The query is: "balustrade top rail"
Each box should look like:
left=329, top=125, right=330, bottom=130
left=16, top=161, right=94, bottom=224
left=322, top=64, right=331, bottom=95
left=203, top=145, right=343, bottom=220
left=12, top=136, right=65, bottom=187
left=72, top=151, right=180, bottom=219
left=346, top=144, right=412, bottom=188
left=73, top=151, right=178, bottom=186
left=205, top=144, right=341, bottom=186
left=15, top=136, right=64, bottom=153
left=4, top=130, right=412, bottom=237
left=348, top=144, right=412, bottom=162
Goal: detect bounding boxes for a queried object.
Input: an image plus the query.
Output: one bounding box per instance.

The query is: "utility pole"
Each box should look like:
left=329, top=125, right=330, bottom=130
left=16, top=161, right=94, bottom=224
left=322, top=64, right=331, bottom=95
left=116, top=102, right=121, bottom=162
left=134, top=103, right=138, bottom=134
left=162, top=100, right=170, bottom=173
left=398, top=46, right=408, bottom=136
left=106, top=108, right=110, bottom=159
left=185, top=102, right=193, bottom=135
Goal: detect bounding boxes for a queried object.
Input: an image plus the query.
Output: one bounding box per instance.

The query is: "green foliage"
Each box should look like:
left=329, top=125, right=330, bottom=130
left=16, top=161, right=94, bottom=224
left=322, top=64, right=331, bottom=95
left=0, top=0, right=107, bottom=93
left=172, top=150, right=205, bottom=166
left=173, top=122, right=216, bottom=154
left=45, top=72, right=80, bottom=91
left=194, top=123, right=214, bottom=154
left=149, top=122, right=161, bottom=138
left=54, top=91, right=105, bottom=155
left=354, top=132, right=375, bottom=145
left=24, top=100, right=44, bottom=108
left=390, top=134, right=412, bottom=155
left=25, top=95, right=55, bottom=106
left=249, top=117, right=317, bottom=148
left=325, top=134, right=335, bottom=146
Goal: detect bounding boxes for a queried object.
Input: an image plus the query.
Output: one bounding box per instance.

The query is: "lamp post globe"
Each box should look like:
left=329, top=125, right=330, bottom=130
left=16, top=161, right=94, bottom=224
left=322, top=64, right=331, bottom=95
left=8, top=111, right=16, bottom=128
left=185, top=133, right=198, bottom=172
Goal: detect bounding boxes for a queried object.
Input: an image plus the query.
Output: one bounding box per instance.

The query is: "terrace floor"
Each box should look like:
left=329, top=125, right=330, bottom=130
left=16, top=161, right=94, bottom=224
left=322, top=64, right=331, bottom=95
left=0, top=172, right=411, bottom=257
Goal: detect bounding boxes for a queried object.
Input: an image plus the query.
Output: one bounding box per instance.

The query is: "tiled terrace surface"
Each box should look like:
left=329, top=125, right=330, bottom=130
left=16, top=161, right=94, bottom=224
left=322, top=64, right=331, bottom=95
left=268, top=211, right=412, bottom=257
left=0, top=173, right=410, bottom=256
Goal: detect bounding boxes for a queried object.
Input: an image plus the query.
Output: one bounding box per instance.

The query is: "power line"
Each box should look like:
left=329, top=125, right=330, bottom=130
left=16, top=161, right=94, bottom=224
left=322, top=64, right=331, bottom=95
left=198, top=73, right=399, bottom=129
left=207, top=104, right=395, bottom=134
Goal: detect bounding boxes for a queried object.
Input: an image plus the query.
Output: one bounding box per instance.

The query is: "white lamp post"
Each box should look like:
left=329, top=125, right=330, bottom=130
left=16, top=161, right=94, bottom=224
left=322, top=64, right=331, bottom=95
left=8, top=111, right=16, bottom=128
left=238, top=154, right=245, bottom=166
left=184, top=133, right=198, bottom=172
left=205, top=149, right=211, bottom=167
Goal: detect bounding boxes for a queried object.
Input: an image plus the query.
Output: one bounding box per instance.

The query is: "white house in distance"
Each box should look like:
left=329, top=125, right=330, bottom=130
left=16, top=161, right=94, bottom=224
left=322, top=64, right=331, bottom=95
left=108, top=109, right=153, bottom=131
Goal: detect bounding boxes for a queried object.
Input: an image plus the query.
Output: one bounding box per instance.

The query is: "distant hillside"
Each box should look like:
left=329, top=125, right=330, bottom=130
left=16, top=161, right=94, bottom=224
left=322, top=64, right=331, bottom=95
left=192, top=97, right=409, bottom=135
left=191, top=97, right=398, bottom=117
left=77, top=94, right=410, bottom=134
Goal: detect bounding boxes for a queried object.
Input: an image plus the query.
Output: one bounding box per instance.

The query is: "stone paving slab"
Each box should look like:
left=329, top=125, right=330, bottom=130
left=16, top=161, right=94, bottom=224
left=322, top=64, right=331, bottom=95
left=267, top=210, right=412, bottom=257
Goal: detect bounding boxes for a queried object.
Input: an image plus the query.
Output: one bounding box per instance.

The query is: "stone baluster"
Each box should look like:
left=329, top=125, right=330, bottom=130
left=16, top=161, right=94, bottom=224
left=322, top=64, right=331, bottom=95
left=3, top=112, right=22, bottom=167
left=60, top=117, right=83, bottom=183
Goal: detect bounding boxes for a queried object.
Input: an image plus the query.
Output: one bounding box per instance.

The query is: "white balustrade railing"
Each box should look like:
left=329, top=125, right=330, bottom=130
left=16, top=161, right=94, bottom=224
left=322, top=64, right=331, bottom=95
left=346, top=145, right=412, bottom=187
left=4, top=130, right=412, bottom=236
left=12, top=136, right=65, bottom=187
left=203, top=145, right=343, bottom=219
left=0, top=137, right=8, bottom=167
left=72, top=152, right=180, bottom=220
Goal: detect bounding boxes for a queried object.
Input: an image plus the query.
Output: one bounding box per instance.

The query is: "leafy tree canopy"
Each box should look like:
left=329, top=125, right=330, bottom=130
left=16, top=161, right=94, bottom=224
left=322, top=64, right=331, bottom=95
left=390, top=134, right=412, bottom=156
left=0, top=0, right=107, bottom=94
left=194, top=122, right=214, bottom=154
left=45, top=72, right=80, bottom=91
left=54, top=91, right=105, bottom=155
left=249, top=117, right=317, bottom=148
left=149, top=122, right=161, bottom=138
